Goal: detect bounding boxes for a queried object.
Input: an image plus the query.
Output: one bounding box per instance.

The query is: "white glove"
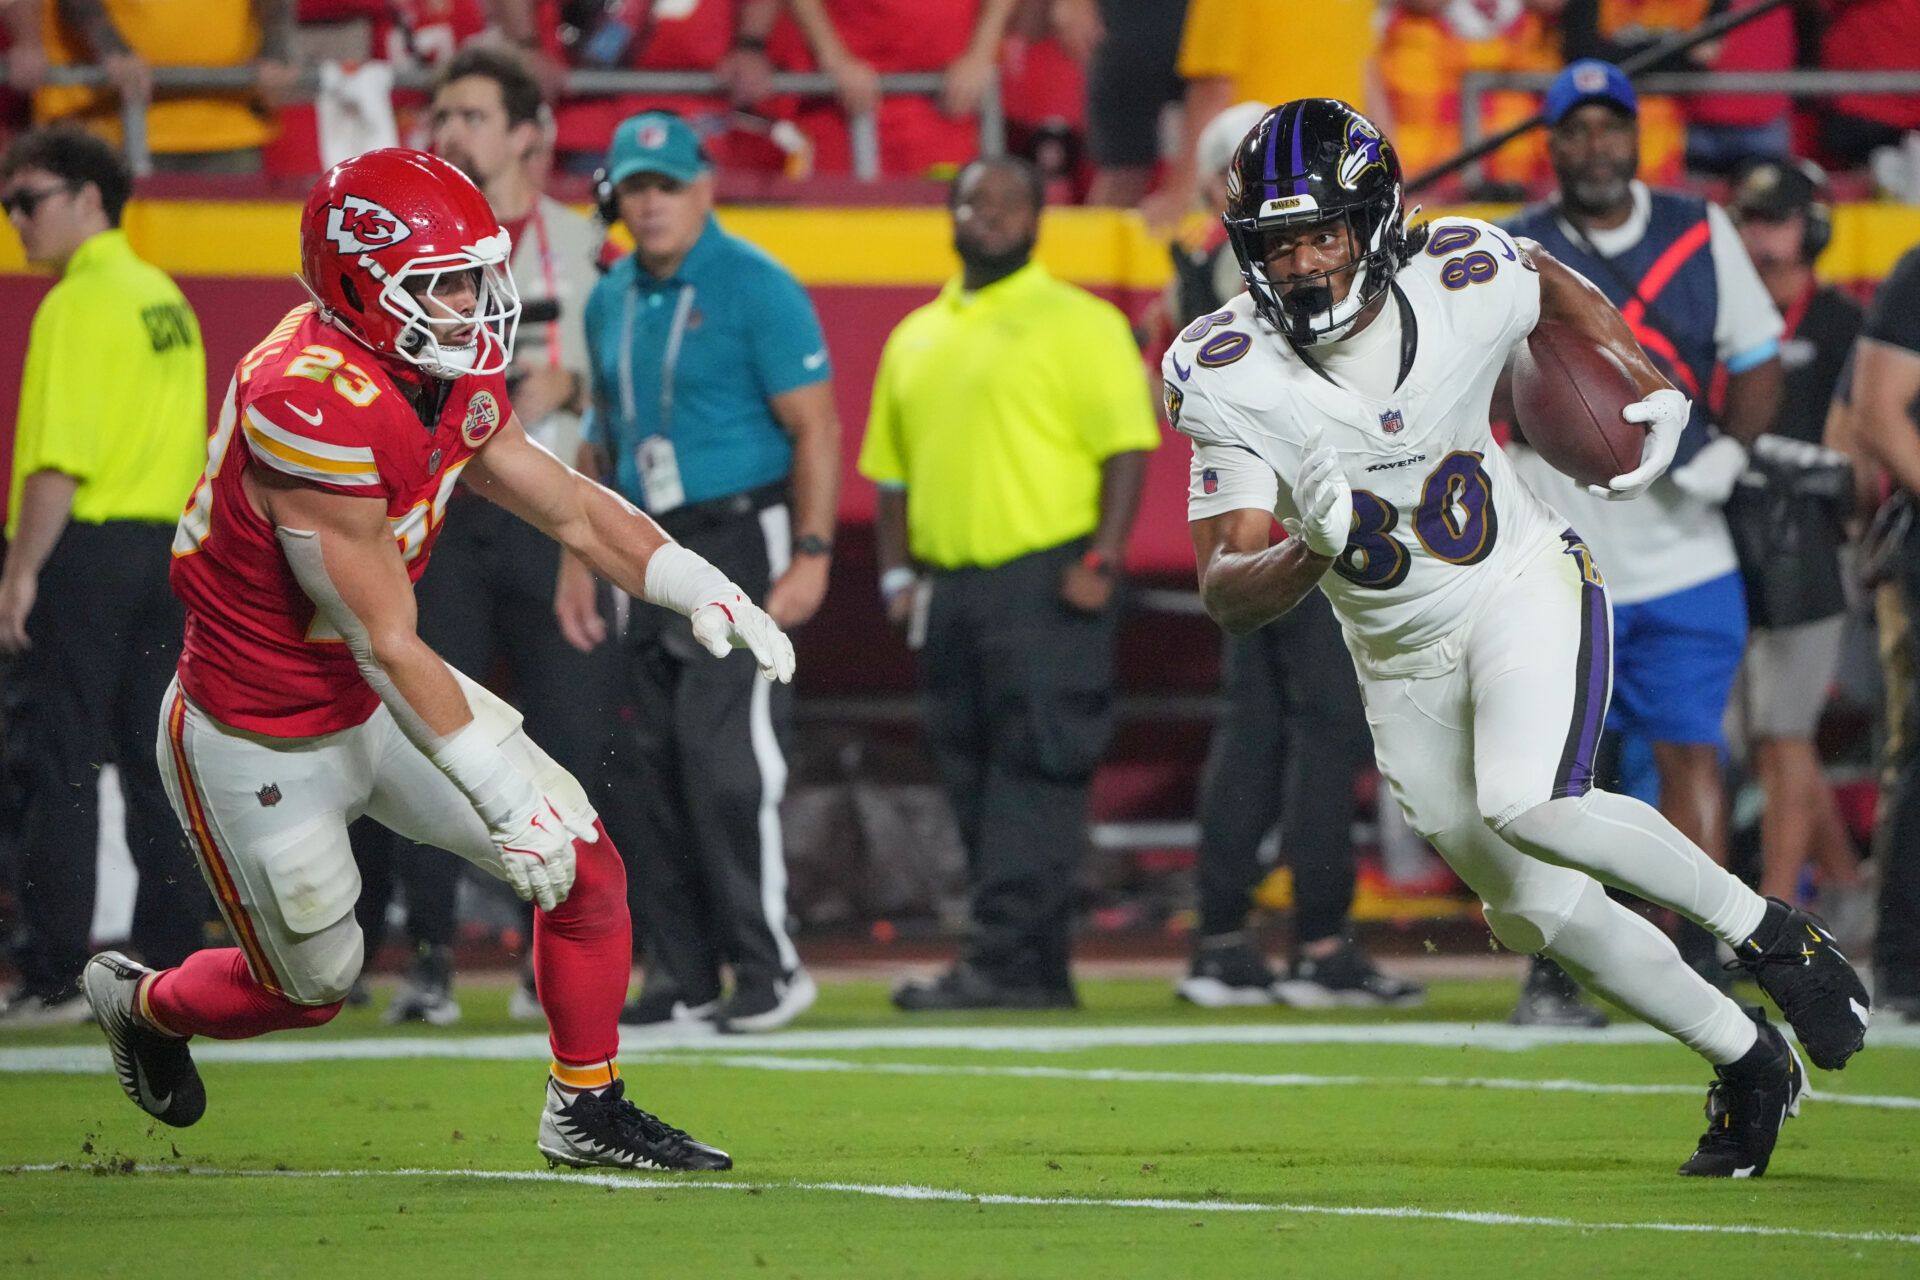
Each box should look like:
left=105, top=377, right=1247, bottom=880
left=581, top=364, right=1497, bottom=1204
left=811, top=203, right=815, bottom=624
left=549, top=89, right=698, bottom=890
left=1668, top=434, right=1749, bottom=505
left=1284, top=427, right=1353, bottom=558
left=690, top=591, right=797, bottom=683
left=492, top=796, right=598, bottom=912
left=1589, top=388, right=1690, bottom=502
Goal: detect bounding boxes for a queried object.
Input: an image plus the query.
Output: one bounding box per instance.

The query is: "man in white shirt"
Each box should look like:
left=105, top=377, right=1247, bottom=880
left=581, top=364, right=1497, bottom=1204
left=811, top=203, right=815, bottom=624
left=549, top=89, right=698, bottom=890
left=1504, top=61, right=1785, bottom=1013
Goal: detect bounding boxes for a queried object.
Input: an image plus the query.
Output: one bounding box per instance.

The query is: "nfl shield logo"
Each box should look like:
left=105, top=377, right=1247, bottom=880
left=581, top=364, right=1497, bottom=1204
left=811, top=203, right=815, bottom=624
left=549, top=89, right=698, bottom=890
left=257, top=783, right=282, bottom=808
left=1202, top=467, right=1219, bottom=495
left=1379, top=408, right=1405, bottom=435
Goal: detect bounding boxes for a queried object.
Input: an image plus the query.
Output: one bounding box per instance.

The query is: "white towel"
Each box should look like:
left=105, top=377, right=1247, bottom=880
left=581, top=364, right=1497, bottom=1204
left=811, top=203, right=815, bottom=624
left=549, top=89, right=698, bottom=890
left=316, top=60, right=400, bottom=168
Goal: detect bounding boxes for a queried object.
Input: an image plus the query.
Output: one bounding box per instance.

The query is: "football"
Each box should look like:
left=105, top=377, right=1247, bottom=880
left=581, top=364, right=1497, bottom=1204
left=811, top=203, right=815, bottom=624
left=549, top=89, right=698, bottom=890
left=1510, top=321, right=1646, bottom=489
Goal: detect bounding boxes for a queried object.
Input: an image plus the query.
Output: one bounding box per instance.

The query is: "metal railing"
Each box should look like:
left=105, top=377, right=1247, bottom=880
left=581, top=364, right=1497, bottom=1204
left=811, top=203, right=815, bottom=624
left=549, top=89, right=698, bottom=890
left=0, top=64, right=1007, bottom=181
left=1457, top=69, right=1920, bottom=188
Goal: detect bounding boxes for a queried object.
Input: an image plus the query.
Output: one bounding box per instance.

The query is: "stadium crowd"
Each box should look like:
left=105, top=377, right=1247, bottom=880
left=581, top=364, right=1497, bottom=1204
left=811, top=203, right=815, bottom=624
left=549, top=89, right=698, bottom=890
left=0, top=1, right=1915, bottom=197
left=1, top=0, right=1919, bottom=1036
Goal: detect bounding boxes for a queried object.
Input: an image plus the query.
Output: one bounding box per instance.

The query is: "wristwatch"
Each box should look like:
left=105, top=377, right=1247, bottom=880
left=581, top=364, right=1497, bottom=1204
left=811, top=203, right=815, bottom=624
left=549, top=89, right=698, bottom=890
left=794, top=534, right=833, bottom=557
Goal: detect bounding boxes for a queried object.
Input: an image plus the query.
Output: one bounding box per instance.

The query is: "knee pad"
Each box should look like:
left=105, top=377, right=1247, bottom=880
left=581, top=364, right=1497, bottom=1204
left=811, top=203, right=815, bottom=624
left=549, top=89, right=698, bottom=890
left=1482, top=900, right=1574, bottom=956
left=293, top=924, right=364, bottom=1006
left=547, top=821, right=629, bottom=935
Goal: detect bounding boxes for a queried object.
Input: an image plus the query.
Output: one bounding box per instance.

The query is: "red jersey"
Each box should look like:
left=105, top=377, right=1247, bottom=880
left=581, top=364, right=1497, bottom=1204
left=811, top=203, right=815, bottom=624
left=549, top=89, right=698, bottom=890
left=171, top=305, right=511, bottom=737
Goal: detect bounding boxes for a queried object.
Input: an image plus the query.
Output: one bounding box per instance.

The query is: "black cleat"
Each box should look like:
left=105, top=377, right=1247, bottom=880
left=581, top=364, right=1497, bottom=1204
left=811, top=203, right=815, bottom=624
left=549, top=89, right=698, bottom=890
left=383, top=942, right=461, bottom=1027
left=715, top=968, right=818, bottom=1033
left=1507, top=956, right=1608, bottom=1028
left=891, top=962, right=1078, bottom=1012
left=1731, top=898, right=1871, bottom=1070
left=1175, top=933, right=1279, bottom=1007
left=1678, top=1012, right=1803, bottom=1178
left=618, top=984, right=719, bottom=1030
left=83, top=952, right=206, bottom=1128
left=537, top=1078, right=732, bottom=1171
left=1273, top=939, right=1426, bottom=1009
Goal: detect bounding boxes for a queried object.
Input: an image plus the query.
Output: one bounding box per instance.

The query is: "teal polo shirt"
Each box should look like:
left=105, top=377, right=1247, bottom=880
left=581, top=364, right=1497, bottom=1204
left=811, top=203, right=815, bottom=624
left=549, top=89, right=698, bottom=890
left=582, top=214, right=830, bottom=510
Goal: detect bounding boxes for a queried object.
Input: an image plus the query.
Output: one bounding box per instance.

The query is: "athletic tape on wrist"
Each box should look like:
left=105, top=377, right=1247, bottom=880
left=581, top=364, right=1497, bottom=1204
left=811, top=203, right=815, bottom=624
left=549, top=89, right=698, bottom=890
left=643, top=541, right=740, bottom=618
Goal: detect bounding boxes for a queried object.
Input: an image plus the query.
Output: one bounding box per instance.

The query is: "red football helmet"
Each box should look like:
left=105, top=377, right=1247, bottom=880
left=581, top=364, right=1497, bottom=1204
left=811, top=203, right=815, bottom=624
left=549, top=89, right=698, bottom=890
left=299, top=148, right=520, bottom=379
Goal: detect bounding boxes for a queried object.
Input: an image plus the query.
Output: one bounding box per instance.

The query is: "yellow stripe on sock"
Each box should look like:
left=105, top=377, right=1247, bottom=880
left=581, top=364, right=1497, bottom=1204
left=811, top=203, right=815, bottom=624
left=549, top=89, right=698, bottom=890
left=550, top=1059, right=619, bottom=1091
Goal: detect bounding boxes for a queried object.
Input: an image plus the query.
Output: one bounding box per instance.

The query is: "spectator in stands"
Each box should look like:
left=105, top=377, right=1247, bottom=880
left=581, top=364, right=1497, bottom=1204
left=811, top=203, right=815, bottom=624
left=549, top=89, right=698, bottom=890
left=863, top=156, right=1156, bottom=1010
left=345, top=43, right=617, bottom=1028
left=3, top=1, right=45, bottom=91
left=567, top=112, right=841, bottom=1032
left=1850, top=241, right=1920, bottom=1023
left=1815, top=0, right=1920, bottom=173
left=495, top=0, right=788, bottom=176
left=1722, top=157, right=1871, bottom=929
left=1169, top=103, right=1426, bottom=1010
left=776, top=0, right=1017, bottom=178
left=1682, top=0, right=1795, bottom=175
left=0, top=126, right=212, bottom=1026
left=996, top=0, right=1093, bottom=202
left=1504, top=60, right=1784, bottom=1021
left=1558, top=0, right=1709, bottom=184
left=270, top=1, right=489, bottom=175
left=0, top=2, right=45, bottom=148
left=36, top=0, right=297, bottom=174
left=1080, top=0, right=1186, bottom=208
left=1143, top=0, right=1379, bottom=232
left=1376, top=0, right=1562, bottom=198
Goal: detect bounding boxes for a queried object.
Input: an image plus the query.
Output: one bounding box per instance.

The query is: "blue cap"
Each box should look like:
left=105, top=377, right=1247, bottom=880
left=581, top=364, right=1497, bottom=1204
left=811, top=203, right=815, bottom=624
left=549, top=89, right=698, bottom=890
left=606, top=112, right=710, bottom=186
left=1545, top=59, right=1638, bottom=126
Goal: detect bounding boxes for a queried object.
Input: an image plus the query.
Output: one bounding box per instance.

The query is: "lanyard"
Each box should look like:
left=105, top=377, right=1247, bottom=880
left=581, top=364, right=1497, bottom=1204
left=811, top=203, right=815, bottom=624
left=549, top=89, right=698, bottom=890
left=526, top=203, right=560, bottom=369
left=617, top=279, right=696, bottom=440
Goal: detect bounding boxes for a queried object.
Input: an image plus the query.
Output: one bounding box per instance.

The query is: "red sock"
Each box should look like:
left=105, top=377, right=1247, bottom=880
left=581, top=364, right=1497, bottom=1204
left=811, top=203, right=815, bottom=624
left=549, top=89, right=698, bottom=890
left=141, top=948, right=343, bottom=1040
left=534, top=820, right=631, bottom=1084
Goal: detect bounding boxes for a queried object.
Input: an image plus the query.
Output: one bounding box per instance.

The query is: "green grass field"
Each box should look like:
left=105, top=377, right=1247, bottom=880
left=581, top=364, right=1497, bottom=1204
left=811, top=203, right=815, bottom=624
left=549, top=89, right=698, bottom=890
left=3, top=975, right=1917, bottom=1278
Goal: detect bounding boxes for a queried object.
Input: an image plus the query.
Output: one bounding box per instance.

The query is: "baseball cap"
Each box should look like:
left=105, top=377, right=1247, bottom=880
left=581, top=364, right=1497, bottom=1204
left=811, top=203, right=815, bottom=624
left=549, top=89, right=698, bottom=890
left=1544, top=59, right=1638, bottom=126
left=1728, top=156, right=1823, bottom=221
left=606, top=112, right=710, bottom=187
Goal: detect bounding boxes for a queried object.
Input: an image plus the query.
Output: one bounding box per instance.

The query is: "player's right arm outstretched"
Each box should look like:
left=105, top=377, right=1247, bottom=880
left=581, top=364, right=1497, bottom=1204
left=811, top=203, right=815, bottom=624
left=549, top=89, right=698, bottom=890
left=464, top=414, right=796, bottom=683
left=256, top=469, right=588, bottom=911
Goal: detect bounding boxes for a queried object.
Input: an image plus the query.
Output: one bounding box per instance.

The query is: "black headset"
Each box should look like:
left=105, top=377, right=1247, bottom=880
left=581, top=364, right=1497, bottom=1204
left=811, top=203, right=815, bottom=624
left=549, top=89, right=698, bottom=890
left=1732, top=156, right=1832, bottom=265
left=591, top=120, right=712, bottom=226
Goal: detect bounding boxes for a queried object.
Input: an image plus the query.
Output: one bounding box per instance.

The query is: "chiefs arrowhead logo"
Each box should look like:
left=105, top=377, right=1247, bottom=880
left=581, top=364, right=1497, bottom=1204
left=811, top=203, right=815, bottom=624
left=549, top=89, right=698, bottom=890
left=325, top=196, right=412, bottom=254
left=462, top=390, right=501, bottom=447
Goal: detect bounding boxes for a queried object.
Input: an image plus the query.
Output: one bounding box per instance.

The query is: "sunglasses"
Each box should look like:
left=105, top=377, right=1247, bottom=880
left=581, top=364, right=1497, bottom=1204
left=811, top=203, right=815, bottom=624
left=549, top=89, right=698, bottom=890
left=1, top=183, right=76, bottom=220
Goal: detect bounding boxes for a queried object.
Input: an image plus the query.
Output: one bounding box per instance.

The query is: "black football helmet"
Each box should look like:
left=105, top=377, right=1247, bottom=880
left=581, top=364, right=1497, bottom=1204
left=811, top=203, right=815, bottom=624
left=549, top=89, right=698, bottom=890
left=1223, top=99, right=1416, bottom=346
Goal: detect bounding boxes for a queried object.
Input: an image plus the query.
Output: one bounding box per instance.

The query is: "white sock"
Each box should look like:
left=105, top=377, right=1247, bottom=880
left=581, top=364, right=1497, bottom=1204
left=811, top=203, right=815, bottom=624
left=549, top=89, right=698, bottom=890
left=1546, top=880, right=1759, bottom=1065
left=1497, top=791, right=1767, bottom=945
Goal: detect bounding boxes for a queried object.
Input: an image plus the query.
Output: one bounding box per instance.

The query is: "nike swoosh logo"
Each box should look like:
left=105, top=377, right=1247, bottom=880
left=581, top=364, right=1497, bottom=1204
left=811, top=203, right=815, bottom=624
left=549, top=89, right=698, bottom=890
left=287, top=402, right=325, bottom=427
left=802, top=350, right=826, bottom=370
left=1170, top=355, right=1192, bottom=382
left=133, top=1056, right=171, bottom=1114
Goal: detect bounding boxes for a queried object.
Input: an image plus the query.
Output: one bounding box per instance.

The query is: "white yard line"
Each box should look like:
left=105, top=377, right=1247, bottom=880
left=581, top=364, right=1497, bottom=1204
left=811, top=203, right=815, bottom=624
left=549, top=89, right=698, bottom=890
left=6, top=1163, right=1917, bottom=1247
left=623, top=1052, right=1920, bottom=1110
left=5, top=1029, right=1918, bottom=1110
left=0, top=1019, right=1915, bottom=1072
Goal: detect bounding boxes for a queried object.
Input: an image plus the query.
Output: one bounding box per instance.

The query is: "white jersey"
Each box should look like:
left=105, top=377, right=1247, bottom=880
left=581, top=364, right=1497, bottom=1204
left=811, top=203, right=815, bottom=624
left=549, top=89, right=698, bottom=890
left=1169, top=216, right=1567, bottom=675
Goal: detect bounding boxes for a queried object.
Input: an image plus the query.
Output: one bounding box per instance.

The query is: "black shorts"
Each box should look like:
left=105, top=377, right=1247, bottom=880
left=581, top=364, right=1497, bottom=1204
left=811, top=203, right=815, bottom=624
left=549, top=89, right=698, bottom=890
left=1086, top=0, right=1190, bottom=168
